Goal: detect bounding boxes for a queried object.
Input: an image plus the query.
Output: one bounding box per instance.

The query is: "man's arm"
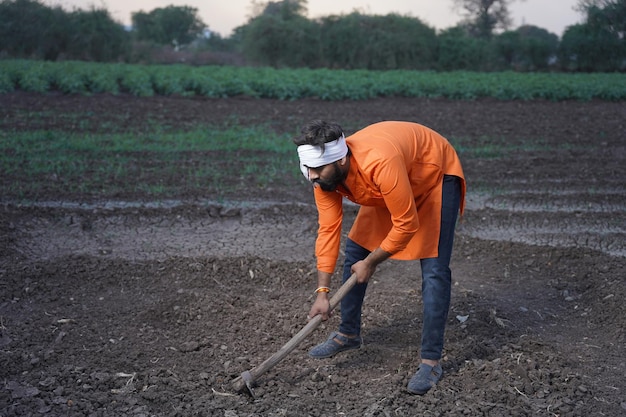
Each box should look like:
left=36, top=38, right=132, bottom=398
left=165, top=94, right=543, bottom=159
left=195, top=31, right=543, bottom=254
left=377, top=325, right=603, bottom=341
left=375, top=155, right=420, bottom=255
left=308, top=189, right=343, bottom=321
left=313, top=187, right=344, bottom=274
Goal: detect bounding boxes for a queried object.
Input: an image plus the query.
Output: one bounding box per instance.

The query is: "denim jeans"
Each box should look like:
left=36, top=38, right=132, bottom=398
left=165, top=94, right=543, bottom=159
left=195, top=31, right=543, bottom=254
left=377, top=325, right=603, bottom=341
left=338, top=175, right=462, bottom=361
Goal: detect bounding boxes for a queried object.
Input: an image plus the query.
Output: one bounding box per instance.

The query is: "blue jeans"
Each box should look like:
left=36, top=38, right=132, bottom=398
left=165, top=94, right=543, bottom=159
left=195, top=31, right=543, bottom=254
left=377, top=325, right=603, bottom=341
left=339, top=175, right=461, bottom=361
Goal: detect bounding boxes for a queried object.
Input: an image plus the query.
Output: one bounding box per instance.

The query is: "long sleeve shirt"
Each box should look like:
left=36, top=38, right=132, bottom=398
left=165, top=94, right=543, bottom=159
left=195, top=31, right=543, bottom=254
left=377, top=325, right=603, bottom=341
left=313, top=121, right=465, bottom=274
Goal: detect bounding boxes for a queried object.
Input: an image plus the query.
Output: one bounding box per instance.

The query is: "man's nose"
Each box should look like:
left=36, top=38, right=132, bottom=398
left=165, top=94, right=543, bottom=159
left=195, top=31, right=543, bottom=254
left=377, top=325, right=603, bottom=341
left=308, top=168, right=319, bottom=180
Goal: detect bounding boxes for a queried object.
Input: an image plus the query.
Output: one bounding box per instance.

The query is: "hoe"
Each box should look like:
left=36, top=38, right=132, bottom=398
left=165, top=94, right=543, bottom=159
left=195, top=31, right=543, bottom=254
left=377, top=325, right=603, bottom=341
left=232, top=273, right=358, bottom=396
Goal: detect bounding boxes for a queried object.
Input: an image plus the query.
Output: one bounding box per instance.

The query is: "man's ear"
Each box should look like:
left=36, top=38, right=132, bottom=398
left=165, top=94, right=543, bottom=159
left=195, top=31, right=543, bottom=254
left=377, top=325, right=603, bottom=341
left=339, top=156, right=347, bottom=166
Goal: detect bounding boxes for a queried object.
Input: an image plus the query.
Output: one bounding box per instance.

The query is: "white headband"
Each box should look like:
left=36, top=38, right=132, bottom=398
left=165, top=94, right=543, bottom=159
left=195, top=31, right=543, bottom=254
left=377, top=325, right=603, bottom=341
left=297, top=134, right=348, bottom=179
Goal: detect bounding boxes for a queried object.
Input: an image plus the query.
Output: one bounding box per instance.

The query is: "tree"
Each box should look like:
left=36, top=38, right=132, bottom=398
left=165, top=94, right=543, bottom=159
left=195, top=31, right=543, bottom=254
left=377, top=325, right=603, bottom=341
left=493, top=30, right=521, bottom=68
left=249, top=0, right=307, bottom=18
left=504, top=25, right=558, bottom=70
left=560, top=22, right=623, bottom=71
left=575, top=0, right=625, bottom=51
left=559, top=0, right=625, bottom=71
left=132, top=5, right=205, bottom=46
left=318, top=13, right=437, bottom=70
left=577, top=0, right=626, bottom=43
left=0, top=0, right=70, bottom=60
left=67, top=8, right=129, bottom=61
left=437, top=26, right=495, bottom=70
left=452, top=0, right=522, bottom=39
left=239, top=0, right=318, bottom=67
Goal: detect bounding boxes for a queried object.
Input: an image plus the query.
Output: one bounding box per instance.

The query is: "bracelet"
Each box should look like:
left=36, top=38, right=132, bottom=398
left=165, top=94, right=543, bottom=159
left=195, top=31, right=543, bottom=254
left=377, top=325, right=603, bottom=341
left=315, top=286, right=330, bottom=294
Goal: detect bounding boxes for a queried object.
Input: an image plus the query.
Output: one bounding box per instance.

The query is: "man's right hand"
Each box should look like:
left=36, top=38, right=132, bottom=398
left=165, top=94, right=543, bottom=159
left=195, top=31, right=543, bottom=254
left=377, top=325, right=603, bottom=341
left=308, top=294, right=331, bottom=321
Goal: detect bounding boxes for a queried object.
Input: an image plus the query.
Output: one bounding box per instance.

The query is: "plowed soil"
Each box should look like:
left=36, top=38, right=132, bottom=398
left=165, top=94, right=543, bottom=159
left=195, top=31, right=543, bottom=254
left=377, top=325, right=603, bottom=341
left=1, top=93, right=625, bottom=416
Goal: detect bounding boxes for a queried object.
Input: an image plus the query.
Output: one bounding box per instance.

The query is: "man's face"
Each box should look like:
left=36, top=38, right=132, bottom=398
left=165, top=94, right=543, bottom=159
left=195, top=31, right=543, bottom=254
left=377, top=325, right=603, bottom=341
left=306, top=161, right=345, bottom=192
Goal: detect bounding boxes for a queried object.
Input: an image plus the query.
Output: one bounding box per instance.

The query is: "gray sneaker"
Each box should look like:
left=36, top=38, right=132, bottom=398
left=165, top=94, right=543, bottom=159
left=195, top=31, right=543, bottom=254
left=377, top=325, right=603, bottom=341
left=308, top=331, right=362, bottom=359
left=407, top=363, right=443, bottom=395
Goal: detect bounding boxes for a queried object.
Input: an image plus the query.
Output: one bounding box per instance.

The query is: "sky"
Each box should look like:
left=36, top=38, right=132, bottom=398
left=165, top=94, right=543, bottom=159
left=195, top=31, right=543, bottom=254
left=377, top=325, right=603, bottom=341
left=44, top=0, right=584, bottom=38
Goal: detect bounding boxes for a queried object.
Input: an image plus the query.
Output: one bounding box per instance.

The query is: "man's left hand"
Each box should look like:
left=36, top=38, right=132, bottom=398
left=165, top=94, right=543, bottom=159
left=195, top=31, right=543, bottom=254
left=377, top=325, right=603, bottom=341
left=351, top=247, right=392, bottom=284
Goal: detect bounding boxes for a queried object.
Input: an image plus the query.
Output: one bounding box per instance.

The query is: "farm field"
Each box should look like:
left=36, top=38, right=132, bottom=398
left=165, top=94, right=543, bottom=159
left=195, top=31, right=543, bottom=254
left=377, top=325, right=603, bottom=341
left=1, top=92, right=625, bottom=416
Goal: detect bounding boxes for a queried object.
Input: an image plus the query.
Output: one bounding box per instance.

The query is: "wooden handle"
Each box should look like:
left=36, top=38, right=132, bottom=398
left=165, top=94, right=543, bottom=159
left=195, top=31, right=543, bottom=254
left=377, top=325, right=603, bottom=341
left=232, top=273, right=358, bottom=392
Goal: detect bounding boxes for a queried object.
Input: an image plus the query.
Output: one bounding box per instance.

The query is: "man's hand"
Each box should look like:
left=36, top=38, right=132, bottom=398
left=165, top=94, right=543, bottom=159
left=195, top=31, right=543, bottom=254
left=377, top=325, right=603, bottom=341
left=308, top=294, right=331, bottom=321
left=351, top=259, right=377, bottom=284
left=352, top=247, right=392, bottom=284
left=308, top=270, right=333, bottom=321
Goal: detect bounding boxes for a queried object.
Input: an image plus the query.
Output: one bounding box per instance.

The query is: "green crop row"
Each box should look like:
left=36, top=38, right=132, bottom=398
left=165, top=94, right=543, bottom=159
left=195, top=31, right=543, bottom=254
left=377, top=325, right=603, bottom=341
left=1, top=59, right=625, bottom=101
left=0, top=125, right=299, bottom=200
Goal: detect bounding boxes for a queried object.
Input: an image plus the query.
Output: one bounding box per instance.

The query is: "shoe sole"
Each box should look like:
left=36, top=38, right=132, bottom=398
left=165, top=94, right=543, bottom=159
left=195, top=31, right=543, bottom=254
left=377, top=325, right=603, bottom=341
left=406, top=386, right=429, bottom=395
left=308, top=344, right=361, bottom=359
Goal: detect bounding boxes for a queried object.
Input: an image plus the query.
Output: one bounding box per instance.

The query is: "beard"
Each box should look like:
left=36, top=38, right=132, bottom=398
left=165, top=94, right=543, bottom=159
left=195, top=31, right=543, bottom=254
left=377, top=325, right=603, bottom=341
left=312, top=162, right=345, bottom=192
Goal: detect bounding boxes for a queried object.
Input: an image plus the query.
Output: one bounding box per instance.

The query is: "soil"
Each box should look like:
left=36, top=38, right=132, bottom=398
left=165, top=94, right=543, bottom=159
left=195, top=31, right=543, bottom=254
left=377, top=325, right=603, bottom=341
left=1, top=93, right=625, bottom=416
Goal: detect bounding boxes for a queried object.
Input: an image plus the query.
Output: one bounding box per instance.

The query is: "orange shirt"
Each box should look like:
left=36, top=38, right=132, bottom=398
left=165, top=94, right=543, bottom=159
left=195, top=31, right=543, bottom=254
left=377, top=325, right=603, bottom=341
left=313, top=121, right=465, bottom=274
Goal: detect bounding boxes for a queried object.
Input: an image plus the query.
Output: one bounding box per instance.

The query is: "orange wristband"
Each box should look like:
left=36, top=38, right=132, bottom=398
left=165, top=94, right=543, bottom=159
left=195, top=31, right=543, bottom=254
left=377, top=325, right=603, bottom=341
left=315, top=286, right=330, bottom=294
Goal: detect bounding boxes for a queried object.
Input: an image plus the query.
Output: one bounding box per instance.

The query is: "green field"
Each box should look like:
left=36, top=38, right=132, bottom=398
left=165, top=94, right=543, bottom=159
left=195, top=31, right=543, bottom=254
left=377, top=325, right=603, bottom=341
left=2, top=60, right=625, bottom=201
left=2, top=60, right=626, bottom=100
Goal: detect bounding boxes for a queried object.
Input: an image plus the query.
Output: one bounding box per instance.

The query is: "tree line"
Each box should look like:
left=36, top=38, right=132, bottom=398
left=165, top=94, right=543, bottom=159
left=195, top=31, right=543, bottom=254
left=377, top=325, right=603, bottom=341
left=0, top=0, right=624, bottom=72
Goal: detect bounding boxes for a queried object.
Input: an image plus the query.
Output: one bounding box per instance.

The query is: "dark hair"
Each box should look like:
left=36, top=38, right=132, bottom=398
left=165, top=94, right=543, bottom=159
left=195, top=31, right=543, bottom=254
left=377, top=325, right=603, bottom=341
left=293, top=120, right=343, bottom=154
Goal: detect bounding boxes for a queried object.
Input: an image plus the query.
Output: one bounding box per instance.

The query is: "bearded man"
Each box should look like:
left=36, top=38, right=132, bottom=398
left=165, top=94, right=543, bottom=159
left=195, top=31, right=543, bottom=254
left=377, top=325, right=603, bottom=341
left=294, top=120, right=465, bottom=395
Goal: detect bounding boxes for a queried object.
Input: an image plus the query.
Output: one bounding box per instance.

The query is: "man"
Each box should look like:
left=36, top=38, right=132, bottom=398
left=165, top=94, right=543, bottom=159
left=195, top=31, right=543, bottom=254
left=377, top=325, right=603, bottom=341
left=294, top=120, right=465, bottom=395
